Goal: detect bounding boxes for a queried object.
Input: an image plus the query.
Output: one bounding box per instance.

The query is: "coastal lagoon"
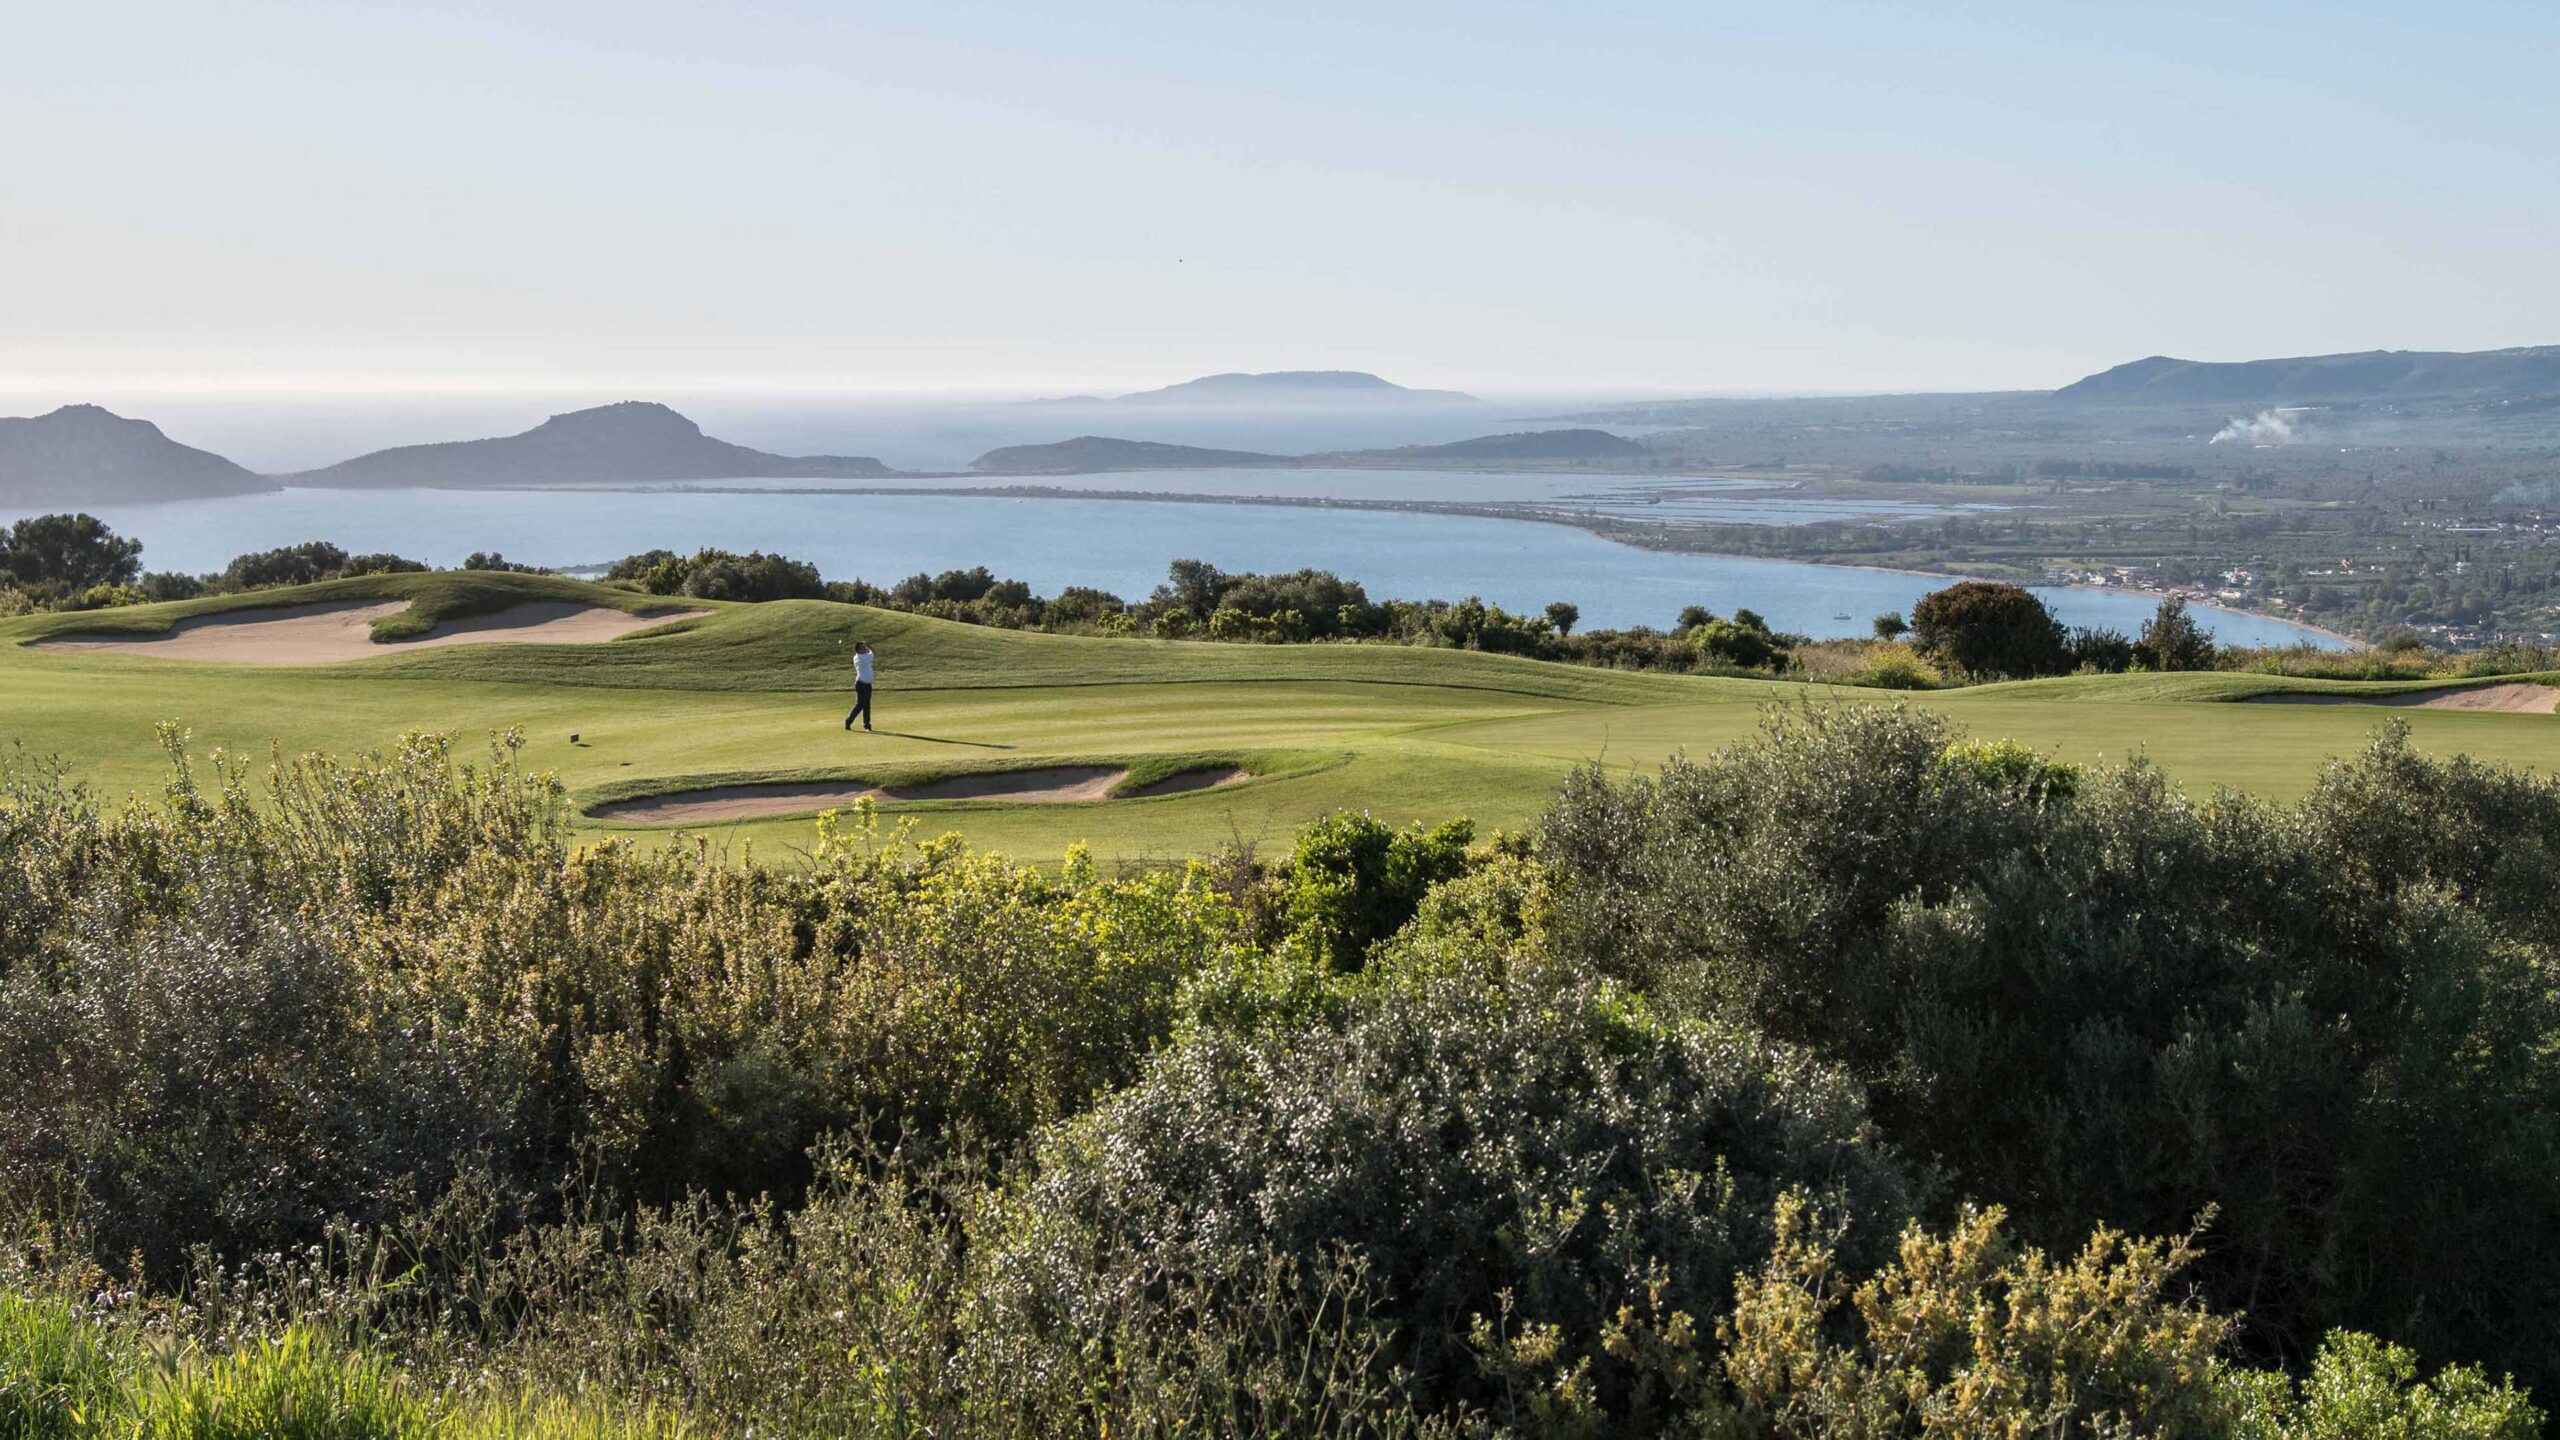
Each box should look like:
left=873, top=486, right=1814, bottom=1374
left=34, top=484, right=2343, bottom=646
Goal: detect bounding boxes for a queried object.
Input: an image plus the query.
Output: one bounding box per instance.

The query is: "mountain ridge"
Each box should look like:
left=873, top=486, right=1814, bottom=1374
left=2054, top=345, right=2560, bottom=405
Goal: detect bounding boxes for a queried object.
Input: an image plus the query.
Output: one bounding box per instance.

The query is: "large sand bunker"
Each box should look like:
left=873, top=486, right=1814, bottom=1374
left=2246, top=681, right=2560, bottom=714
left=592, top=763, right=1255, bottom=825
left=593, top=766, right=1131, bottom=824
left=34, top=599, right=707, bottom=665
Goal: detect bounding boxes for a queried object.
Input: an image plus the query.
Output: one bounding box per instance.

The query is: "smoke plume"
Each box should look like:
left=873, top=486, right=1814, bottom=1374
left=2210, top=408, right=2302, bottom=445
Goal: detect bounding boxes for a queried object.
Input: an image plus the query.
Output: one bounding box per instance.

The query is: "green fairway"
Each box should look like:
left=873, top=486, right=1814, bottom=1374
left=3, top=572, right=2552, bottom=860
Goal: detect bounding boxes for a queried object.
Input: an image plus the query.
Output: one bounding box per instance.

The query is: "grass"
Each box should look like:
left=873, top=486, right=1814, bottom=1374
left=3, top=571, right=2553, bottom=861
left=0, top=1299, right=688, bottom=1440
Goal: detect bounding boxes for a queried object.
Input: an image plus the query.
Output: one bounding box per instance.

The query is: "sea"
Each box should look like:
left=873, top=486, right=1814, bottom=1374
left=34, top=471, right=2345, bottom=647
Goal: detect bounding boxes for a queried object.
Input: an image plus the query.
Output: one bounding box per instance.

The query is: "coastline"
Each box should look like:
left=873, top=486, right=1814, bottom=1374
left=516, top=479, right=2360, bottom=648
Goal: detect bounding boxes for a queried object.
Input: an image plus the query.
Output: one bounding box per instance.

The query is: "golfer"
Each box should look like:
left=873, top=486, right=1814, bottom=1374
left=843, top=641, right=876, bottom=731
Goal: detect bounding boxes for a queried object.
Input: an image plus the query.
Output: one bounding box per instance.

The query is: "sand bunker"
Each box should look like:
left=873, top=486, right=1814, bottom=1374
left=1125, top=765, right=1252, bottom=797
left=598, top=763, right=1261, bottom=825
left=2246, top=681, right=2560, bottom=714
left=593, top=766, right=1132, bottom=825
left=34, top=599, right=707, bottom=665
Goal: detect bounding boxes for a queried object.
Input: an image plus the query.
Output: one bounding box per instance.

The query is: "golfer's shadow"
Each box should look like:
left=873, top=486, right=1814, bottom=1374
left=876, top=731, right=1014, bottom=749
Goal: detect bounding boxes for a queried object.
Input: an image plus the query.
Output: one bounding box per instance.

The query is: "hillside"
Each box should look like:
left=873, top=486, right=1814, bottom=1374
left=0, top=404, right=275, bottom=506
left=1329, top=428, right=1646, bottom=462
left=2054, top=345, right=2560, bottom=405
left=290, top=402, right=896, bottom=488
left=969, top=436, right=1286, bottom=473
left=1104, top=371, right=1478, bottom=406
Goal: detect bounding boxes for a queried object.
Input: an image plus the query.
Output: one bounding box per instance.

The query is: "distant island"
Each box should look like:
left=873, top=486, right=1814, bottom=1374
left=2054, top=345, right=2560, bottom=406
left=0, top=404, right=276, bottom=506
left=287, top=402, right=896, bottom=488
left=1325, top=428, right=1647, bottom=463
left=1052, top=370, right=1479, bottom=407
left=971, top=436, right=1287, bottom=473
left=970, top=427, right=1641, bottom=473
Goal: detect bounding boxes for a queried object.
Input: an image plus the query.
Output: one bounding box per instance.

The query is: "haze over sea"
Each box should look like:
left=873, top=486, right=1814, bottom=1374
left=53, top=481, right=2343, bottom=647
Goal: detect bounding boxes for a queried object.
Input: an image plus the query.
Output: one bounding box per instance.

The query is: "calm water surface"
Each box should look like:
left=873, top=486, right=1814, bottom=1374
left=43, top=485, right=2342, bottom=647
left=566, top=466, right=1987, bottom=527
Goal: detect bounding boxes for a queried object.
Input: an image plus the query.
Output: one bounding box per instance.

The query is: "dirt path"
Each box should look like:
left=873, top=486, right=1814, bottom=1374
left=2246, top=681, right=2560, bottom=714
left=592, top=765, right=1133, bottom=824
left=35, top=600, right=707, bottom=665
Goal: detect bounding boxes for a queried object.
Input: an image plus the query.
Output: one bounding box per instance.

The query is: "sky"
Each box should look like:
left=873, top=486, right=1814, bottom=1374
left=4, top=0, right=2555, bottom=398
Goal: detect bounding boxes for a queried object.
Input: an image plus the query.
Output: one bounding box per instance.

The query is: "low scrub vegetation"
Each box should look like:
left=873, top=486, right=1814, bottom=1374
left=2, top=705, right=2553, bottom=1435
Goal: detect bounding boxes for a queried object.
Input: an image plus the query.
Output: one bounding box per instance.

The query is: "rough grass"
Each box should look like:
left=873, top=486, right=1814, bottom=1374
left=0, top=1302, right=687, bottom=1440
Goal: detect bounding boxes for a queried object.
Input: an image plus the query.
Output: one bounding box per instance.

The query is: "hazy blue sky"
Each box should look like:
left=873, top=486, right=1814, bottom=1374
left=6, top=0, right=2554, bottom=396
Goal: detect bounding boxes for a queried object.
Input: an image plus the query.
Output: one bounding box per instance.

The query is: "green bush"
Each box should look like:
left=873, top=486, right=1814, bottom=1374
left=1542, top=704, right=2560, bottom=1395
left=1017, top=955, right=1916, bottom=1428
left=1909, top=580, right=2071, bottom=678
left=2223, top=1330, right=2541, bottom=1440
left=1280, top=811, right=1475, bottom=968
left=0, top=736, right=1242, bottom=1270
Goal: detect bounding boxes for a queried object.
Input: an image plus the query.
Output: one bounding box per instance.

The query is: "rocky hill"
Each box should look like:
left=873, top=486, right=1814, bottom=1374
left=291, top=402, right=894, bottom=487
left=0, top=404, right=275, bottom=506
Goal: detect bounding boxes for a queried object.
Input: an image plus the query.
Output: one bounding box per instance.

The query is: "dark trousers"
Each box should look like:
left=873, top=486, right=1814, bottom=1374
left=846, top=682, right=873, bottom=729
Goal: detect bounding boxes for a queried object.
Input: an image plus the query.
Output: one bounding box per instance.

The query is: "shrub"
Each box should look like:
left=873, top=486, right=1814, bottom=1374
left=1281, top=811, right=1474, bottom=968
left=1909, top=581, right=2070, bottom=678
left=1845, top=648, right=1941, bottom=689
left=608, top=548, right=822, bottom=602
left=138, top=571, right=207, bottom=603
left=1017, top=958, right=1916, bottom=1429
left=220, top=541, right=351, bottom=589
left=1687, top=613, right=1788, bottom=671
left=1541, top=705, right=2560, bottom=1392
left=1713, top=1197, right=2232, bottom=1438
left=2222, top=1330, right=2542, bottom=1440
left=676, top=550, right=821, bottom=602
left=2071, top=623, right=2137, bottom=672
left=0, top=736, right=1245, bottom=1270
left=63, top=584, right=147, bottom=611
